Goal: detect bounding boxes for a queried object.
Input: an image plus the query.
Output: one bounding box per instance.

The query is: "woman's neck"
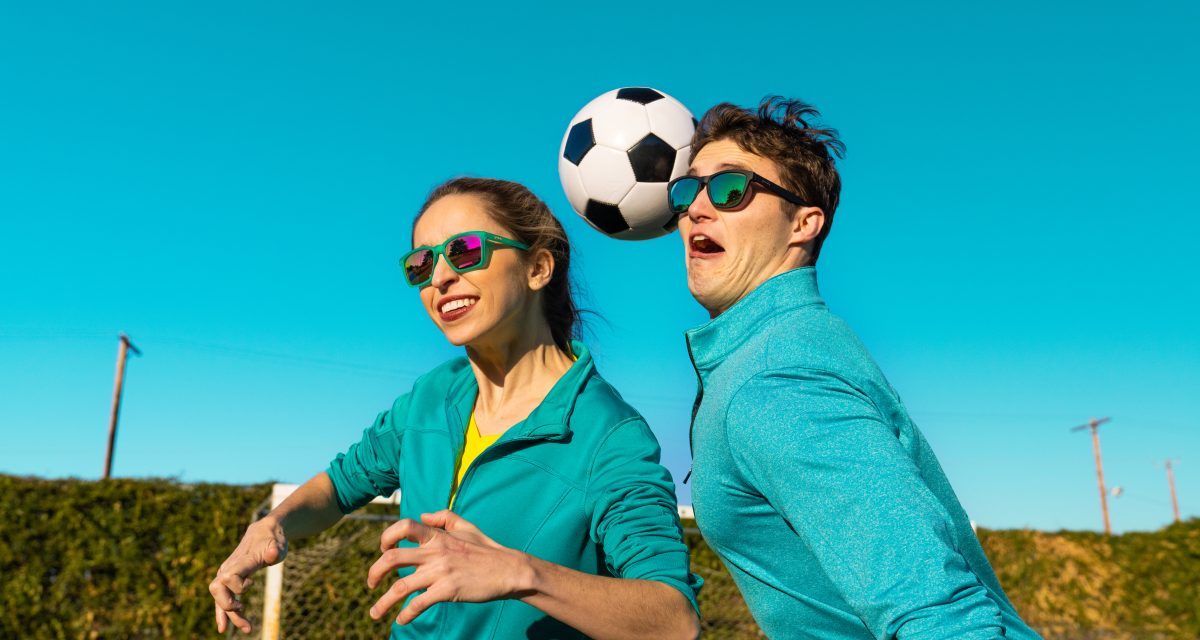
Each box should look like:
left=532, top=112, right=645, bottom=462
left=465, top=323, right=574, bottom=436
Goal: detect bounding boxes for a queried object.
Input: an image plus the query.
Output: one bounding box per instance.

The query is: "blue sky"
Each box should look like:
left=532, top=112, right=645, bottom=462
left=1, top=2, right=1197, bottom=533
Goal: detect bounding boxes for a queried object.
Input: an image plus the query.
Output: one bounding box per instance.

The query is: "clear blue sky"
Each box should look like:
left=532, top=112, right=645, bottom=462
left=2, top=2, right=1197, bottom=534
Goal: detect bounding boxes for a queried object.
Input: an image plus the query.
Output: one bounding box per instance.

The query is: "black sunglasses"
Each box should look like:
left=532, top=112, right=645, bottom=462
left=667, top=170, right=810, bottom=214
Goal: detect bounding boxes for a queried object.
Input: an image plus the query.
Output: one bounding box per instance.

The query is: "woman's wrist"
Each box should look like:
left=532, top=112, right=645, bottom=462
left=252, top=513, right=286, bottom=539
left=511, top=551, right=546, bottom=601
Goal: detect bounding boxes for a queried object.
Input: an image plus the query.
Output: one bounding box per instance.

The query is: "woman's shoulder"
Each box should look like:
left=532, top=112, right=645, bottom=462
left=390, top=355, right=473, bottom=416
left=413, top=355, right=472, bottom=389
left=570, top=366, right=657, bottom=444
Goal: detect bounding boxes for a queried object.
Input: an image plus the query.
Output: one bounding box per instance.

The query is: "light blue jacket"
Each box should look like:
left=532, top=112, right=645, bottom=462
left=327, top=341, right=701, bottom=639
left=686, top=268, right=1039, bottom=639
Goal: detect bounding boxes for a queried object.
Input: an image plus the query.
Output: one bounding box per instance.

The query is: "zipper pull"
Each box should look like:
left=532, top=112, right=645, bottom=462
left=683, top=465, right=693, bottom=484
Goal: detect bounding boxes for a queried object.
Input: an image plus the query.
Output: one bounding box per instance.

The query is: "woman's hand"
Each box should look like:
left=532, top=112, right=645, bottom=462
left=367, top=510, right=535, bottom=625
left=209, top=517, right=289, bottom=634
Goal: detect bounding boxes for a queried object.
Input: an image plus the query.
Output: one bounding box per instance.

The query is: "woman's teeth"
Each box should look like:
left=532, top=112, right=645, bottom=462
left=440, top=298, right=477, bottom=313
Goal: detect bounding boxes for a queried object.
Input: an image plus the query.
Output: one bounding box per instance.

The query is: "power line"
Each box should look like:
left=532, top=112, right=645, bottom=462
left=0, top=331, right=422, bottom=378
left=152, top=337, right=422, bottom=379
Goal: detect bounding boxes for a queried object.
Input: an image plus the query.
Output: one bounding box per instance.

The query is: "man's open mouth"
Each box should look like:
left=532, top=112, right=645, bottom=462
left=690, top=234, right=725, bottom=256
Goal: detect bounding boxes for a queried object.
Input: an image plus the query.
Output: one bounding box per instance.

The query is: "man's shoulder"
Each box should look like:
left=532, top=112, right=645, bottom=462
left=746, top=304, right=880, bottom=380
left=723, top=306, right=900, bottom=428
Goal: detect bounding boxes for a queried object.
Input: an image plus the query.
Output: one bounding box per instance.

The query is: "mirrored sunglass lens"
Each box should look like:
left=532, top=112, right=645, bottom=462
left=447, top=235, right=484, bottom=269
left=403, top=250, right=434, bottom=284
left=709, top=173, right=749, bottom=208
left=668, top=179, right=701, bottom=213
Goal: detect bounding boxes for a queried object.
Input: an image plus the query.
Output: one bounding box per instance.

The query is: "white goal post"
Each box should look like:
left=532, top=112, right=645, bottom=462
left=259, top=483, right=401, bottom=640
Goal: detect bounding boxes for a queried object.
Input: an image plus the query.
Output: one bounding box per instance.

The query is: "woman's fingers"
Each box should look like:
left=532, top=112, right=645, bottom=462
left=209, top=577, right=239, bottom=612
left=225, top=608, right=252, bottom=634
left=380, top=518, right=439, bottom=551
left=396, top=587, right=446, bottom=625
left=420, top=509, right=481, bottom=535
left=370, top=571, right=437, bottom=621
left=367, top=547, right=425, bottom=589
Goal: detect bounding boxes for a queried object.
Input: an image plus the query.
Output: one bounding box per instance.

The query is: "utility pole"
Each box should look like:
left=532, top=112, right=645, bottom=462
left=1165, top=459, right=1181, bottom=524
left=1071, top=417, right=1113, bottom=535
left=103, top=333, right=142, bottom=479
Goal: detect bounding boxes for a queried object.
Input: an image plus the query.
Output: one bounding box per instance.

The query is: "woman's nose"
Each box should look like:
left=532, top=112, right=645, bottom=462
left=429, top=255, right=458, bottom=290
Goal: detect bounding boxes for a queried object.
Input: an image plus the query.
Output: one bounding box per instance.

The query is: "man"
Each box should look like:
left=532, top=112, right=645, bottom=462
left=670, top=97, right=1040, bottom=639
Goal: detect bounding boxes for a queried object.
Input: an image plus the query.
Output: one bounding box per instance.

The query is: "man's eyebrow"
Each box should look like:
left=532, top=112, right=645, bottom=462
left=688, top=162, right=751, bottom=176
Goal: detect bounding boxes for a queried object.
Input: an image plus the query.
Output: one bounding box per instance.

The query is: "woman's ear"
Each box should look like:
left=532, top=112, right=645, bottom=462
left=527, top=248, right=555, bottom=291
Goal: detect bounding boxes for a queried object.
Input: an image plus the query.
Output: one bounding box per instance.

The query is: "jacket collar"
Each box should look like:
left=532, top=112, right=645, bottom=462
left=445, top=340, right=592, bottom=444
left=685, top=267, right=824, bottom=372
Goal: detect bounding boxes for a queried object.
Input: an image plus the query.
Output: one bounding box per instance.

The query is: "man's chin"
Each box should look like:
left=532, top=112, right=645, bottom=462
left=686, top=282, right=723, bottom=318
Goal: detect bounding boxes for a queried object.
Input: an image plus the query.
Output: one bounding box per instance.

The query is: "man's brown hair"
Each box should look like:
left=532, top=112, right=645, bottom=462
left=691, top=97, right=845, bottom=262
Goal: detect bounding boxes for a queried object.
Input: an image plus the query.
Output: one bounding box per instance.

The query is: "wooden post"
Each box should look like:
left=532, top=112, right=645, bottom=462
left=1090, top=421, right=1111, bottom=535
left=1072, top=417, right=1112, bottom=535
left=103, top=333, right=141, bottom=479
left=1166, top=460, right=1181, bottom=524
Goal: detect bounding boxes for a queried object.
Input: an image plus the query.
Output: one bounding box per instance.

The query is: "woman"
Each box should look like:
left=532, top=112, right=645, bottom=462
left=210, top=178, right=701, bottom=639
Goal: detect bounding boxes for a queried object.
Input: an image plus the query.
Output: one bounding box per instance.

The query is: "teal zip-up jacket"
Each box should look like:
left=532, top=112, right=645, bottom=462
left=686, top=268, right=1039, bottom=639
left=326, top=341, right=701, bottom=639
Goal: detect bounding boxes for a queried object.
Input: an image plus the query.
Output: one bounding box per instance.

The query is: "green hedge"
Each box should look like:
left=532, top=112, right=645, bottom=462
left=2, top=474, right=1197, bottom=639
left=0, top=475, right=269, bottom=639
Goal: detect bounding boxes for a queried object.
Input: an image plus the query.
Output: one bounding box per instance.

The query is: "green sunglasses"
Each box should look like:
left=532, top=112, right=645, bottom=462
left=667, top=169, right=810, bottom=215
left=400, top=230, right=530, bottom=287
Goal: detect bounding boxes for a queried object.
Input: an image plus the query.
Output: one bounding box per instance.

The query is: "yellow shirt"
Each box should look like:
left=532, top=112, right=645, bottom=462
left=449, top=412, right=500, bottom=507
left=450, top=356, right=575, bottom=507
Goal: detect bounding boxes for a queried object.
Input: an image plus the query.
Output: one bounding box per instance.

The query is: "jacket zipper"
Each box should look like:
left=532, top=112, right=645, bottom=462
left=450, top=432, right=548, bottom=512
left=683, top=339, right=703, bottom=484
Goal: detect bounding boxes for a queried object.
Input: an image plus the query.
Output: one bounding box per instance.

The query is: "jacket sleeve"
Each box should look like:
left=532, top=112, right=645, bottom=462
left=727, top=369, right=1006, bottom=639
left=583, top=417, right=703, bottom=614
left=325, top=393, right=409, bottom=514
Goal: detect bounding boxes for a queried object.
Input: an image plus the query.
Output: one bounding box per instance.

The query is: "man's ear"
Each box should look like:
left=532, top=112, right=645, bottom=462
left=789, top=206, right=825, bottom=248
left=527, top=248, right=555, bottom=291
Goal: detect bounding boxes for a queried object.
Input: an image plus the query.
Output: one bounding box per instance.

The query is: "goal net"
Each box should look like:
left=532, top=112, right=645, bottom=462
left=228, top=483, right=402, bottom=640
left=229, top=484, right=756, bottom=639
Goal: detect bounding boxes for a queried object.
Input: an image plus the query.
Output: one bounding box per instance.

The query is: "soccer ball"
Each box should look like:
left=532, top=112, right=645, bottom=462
left=558, top=88, right=697, bottom=240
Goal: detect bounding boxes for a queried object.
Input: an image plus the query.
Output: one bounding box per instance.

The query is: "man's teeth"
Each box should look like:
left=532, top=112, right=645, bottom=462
left=440, top=298, right=477, bottom=313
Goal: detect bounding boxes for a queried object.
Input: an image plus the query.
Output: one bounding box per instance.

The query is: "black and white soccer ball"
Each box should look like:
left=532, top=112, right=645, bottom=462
left=558, top=87, right=697, bottom=240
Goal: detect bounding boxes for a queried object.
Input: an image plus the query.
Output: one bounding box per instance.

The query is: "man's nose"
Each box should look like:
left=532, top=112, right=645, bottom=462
left=429, top=254, right=458, bottom=290
left=687, top=185, right=718, bottom=223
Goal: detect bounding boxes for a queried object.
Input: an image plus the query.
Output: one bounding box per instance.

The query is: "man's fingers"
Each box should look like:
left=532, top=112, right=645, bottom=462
left=215, top=604, right=227, bottom=634
left=396, top=588, right=444, bottom=625
left=367, top=547, right=425, bottom=589
left=370, top=572, right=436, bottom=621
left=380, top=518, right=438, bottom=551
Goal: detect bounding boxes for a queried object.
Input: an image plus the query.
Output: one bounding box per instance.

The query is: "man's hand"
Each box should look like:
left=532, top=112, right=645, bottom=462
left=210, top=518, right=289, bottom=634
left=367, top=510, right=535, bottom=625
